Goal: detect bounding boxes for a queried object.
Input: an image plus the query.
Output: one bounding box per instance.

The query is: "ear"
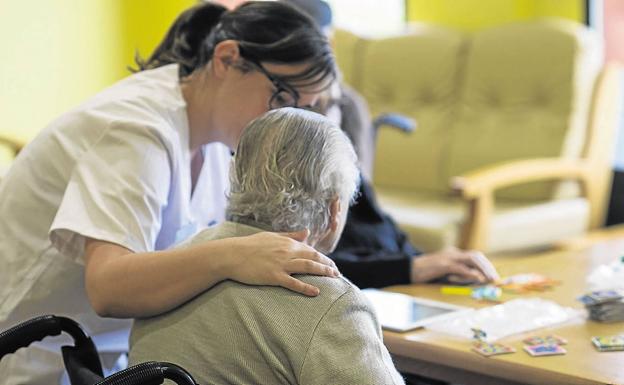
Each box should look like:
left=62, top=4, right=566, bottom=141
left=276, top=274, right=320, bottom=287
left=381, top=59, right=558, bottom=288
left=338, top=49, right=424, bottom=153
left=211, top=40, right=241, bottom=79
left=328, top=196, right=342, bottom=232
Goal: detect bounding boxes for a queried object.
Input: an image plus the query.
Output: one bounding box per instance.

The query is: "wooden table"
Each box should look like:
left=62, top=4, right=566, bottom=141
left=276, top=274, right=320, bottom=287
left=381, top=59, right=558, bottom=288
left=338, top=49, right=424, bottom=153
left=384, top=237, right=624, bottom=385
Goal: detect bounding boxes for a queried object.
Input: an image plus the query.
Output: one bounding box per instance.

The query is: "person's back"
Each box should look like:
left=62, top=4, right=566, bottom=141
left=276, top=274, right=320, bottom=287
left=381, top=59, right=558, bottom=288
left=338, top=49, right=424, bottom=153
left=129, top=108, right=404, bottom=384
left=130, top=221, right=404, bottom=384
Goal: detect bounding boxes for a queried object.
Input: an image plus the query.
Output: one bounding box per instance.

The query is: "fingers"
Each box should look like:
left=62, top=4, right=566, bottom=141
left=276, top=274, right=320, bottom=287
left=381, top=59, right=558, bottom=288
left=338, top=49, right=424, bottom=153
left=288, top=242, right=337, bottom=270
left=279, top=228, right=310, bottom=242
left=468, top=251, right=500, bottom=281
left=314, top=252, right=338, bottom=270
left=273, top=230, right=337, bottom=270
left=445, top=263, right=486, bottom=284
left=449, top=250, right=499, bottom=282
left=286, top=259, right=340, bottom=277
left=273, top=231, right=341, bottom=276
left=280, top=275, right=320, bottom=297
left=446, top=274, right=471, bottom=284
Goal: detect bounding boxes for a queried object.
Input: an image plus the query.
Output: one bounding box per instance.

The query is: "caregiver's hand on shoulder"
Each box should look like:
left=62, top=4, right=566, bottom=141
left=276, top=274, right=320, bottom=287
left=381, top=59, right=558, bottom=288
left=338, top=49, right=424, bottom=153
left=410, top=246, right=499, bottom=284
left=224, top=229, right=340, bottom=297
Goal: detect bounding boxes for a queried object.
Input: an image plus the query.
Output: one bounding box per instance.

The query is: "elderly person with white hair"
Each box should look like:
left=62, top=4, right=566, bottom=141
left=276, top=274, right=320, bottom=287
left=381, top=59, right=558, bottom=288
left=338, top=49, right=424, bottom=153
left=129, top=108, right=405, bottom=385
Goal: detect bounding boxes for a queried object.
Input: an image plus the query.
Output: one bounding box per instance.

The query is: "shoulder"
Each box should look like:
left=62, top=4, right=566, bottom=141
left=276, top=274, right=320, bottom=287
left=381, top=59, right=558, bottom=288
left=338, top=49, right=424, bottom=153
left=88, top=65, right=183, bottom=111
left=258, top=275, right=373, bottom=324
left=305, top=276, right=376, bottom=323
left=302, top=275, right=362, bottom=306
left=51, top=65, right=186, bottom=146
left=203, top=275, right=365, bottom=328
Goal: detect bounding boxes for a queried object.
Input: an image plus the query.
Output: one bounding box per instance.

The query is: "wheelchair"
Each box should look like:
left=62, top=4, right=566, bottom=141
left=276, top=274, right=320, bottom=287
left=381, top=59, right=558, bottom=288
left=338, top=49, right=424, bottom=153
left=0, top=314, right=200, bottom=385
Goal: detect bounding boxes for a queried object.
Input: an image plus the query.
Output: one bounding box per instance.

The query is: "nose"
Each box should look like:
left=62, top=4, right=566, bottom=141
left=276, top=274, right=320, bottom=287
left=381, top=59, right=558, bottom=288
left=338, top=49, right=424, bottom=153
left=298, top=92, right=321, bottom=110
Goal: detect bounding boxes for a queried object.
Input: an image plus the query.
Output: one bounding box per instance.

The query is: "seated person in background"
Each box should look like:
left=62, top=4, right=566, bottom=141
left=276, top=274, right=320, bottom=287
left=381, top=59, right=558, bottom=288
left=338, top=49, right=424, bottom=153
left=129, top=108, right=405, bottom=385
left=283, top=0, right=500, bottom=289
left=326, top=81, right=499, bottom=289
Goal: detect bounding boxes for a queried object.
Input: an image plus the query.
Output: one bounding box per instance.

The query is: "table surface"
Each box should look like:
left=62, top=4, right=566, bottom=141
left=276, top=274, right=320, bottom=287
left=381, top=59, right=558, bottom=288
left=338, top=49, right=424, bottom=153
left=383, top=236, right=624, bottom=385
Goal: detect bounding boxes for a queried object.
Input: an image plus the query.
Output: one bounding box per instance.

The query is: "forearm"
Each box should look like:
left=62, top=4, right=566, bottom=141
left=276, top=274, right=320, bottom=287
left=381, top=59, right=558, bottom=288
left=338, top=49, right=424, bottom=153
left=410, top=248, right=496, bottom=284
left=329, top=250, right=414, bottom=288
left=85, top=238, right=235, bottom=318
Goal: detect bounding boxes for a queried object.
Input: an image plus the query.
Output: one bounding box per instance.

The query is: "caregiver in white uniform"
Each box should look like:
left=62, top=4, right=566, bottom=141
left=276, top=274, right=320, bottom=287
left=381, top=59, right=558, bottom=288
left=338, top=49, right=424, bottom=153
left=0, top=2, right=338, bottom=383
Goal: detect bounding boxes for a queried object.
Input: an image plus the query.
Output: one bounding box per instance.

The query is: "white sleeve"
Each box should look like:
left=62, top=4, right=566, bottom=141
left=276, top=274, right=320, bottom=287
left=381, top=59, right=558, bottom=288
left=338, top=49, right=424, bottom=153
left=50, top=123, right=172, bottom=263
left=299, top=288, right=405, bottom=385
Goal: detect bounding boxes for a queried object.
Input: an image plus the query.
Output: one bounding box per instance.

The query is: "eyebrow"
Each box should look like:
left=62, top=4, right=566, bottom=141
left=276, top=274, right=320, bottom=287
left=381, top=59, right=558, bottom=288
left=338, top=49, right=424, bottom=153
left=252, top=61, right=301, bottom=101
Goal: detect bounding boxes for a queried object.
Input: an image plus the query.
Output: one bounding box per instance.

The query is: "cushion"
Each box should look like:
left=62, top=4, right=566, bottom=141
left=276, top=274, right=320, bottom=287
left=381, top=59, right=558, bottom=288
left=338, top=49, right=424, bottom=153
left=376, top=187, right=589, bottom=253
left=447, top=19, right=602, bottom=201
left=360, top=25, right=465, bottom=193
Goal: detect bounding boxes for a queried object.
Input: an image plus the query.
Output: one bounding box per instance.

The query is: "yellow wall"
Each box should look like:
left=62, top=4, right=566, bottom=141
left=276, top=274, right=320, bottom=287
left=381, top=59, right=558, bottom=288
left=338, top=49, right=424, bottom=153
left=119, top=0, right=195, bottom=71
left=407, top=0, right=584, bottom=30
left=0, top=0, right=124, bottom=144
left=0, top=0, right=193, bottom=164
left=0, top=0, right=585, bottom=164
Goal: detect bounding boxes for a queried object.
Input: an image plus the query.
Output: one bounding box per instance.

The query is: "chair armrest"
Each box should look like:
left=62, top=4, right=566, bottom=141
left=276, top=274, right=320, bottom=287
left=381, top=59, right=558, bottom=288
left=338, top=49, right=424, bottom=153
left=0, top=136, right=25, bottom=156
left=450, top=158, right=591, bottom=199
left=451, top=158, right=592, bottom=251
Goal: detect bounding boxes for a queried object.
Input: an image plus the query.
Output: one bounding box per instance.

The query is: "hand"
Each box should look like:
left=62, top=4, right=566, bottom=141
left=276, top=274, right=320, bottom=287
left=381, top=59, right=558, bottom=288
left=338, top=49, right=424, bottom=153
left=410, top=247, right=499, bottom=284
left=224, top=229, right=340, bottom=297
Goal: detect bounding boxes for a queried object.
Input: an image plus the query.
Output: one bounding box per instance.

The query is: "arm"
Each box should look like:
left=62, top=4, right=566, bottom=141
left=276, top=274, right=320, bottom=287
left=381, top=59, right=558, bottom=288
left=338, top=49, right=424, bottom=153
left=411, top=247, right=499, bottom=284
left=329, top=177, right=418, bottom=288
left=85, top=230, right=339, bottom=318
left=298, top=288, right=405, bottom=385
left=330, top=250, right=413, bottom=288
left=329, top=176, right=497, bottom=286
left=51, top=124, right=337, bottom=318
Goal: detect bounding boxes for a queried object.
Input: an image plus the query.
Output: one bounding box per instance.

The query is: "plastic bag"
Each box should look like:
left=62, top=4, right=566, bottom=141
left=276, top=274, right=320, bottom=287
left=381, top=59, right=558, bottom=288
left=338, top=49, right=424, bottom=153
left=425, top=298, right=580, bottom=342
left=586, top=257, right=624, bottom=291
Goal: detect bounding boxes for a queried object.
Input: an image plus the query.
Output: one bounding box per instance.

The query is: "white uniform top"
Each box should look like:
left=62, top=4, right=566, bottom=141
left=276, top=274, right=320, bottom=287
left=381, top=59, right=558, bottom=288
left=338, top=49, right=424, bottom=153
left=0, top=64, right=231, bottom=336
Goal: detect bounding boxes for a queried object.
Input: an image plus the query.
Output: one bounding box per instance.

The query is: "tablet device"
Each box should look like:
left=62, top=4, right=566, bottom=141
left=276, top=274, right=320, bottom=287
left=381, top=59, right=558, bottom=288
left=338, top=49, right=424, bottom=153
left=362, top=289, right=471, bottom=332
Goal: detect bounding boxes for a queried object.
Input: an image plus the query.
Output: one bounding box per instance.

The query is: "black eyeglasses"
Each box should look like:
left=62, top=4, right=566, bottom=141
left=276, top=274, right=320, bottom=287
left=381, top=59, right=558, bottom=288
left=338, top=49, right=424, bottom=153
left=246, top=60, right=300, bottom=110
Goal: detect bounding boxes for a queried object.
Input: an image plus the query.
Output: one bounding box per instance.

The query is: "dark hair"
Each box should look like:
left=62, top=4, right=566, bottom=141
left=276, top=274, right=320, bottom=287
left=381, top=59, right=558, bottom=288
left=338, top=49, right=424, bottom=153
left=135, top=1, right=335, bottom=90
left=283, top=0, right=332, bottom=29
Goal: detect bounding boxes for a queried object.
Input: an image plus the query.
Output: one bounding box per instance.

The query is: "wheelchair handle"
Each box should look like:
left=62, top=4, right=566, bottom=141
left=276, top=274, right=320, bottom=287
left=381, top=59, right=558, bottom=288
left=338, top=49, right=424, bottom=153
left=372, top=113, right=417, bottom=134
left=96, top=361, right=199, bottom=385
left=0, top=314, right=93, bottom=359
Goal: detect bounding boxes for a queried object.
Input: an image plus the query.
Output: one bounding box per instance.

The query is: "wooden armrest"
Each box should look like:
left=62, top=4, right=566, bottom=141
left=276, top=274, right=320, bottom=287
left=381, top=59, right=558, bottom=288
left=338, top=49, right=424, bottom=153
left=451, top=158, right=591, bottom=199
left=453, top=158, right=592, bottom=250
left=0, top=136, right=25, bottom=156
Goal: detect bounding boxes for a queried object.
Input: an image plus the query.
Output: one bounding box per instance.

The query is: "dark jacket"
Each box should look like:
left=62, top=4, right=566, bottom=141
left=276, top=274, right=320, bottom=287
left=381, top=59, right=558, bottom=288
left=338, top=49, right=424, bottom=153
left=329, top=178, right=421, bottom=288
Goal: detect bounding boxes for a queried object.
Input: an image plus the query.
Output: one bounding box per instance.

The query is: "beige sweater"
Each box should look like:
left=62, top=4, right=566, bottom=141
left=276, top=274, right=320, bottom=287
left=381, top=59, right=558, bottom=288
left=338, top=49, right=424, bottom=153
left=129, top=221, right=404, bottom=385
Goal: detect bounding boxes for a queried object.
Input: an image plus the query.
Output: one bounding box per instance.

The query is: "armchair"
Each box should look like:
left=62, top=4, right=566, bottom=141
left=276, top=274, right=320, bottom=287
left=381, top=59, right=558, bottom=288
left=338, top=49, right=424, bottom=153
left=334, top=20, right=622, bottom=253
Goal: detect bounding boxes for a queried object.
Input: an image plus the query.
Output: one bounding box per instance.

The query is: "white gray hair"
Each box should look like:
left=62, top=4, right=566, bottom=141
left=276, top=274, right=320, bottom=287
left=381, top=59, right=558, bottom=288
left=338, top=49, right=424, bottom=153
left=226, top=108, right=359, bottom=238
